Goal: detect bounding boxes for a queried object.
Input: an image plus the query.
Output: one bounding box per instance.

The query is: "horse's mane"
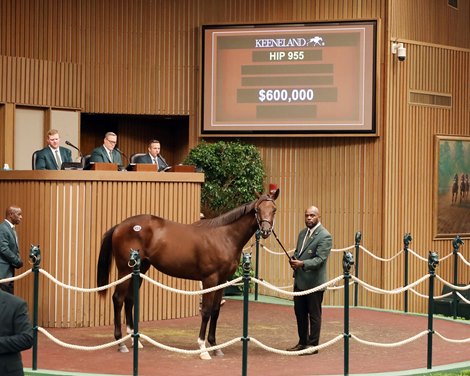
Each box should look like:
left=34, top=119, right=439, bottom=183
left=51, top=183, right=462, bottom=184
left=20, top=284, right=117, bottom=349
left=193, top=199, right=258, bottom=227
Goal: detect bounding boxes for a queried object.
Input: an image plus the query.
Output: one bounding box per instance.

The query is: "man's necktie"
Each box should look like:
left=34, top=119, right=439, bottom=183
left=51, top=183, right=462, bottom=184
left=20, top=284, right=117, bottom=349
left=12, top=226, right=18, bottom=245
left=54, top=149, right=62, bottom=169
left=299, top=229, right=312, bottom=256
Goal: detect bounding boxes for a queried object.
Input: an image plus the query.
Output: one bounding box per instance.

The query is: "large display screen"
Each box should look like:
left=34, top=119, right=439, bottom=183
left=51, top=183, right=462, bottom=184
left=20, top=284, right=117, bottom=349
left=201, top=21, right=377, bottom=136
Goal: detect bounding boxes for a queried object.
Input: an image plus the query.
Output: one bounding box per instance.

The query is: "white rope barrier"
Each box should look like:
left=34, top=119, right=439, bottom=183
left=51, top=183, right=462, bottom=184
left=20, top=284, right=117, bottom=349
left=0, top=269, right=32, bottom=283
left=249, top=334, right=343, bottom=356
left=351, top=274, right=430, bottom=295
left=140, top=333, right=242, bottom=354
left=39, top=269, right=132, bottom=293
left=37, top=327, right=132, bottom=351
left=261, top=244, right=295, bottom=255
left=434, top=331, right=470, bottom=344
left=252, top=275, right=344, bottom=297
left=435, top=276, right=470, bottom=291
left=359, top=246, right=403, bottom=262
left=331, top=245, right=355, bottom=253
left=406, top=249, right=428, bottom=262
left=456, top=292, right=470, bottom=304
left=457, top=252, right=470, bottom=267
left=350, top=331, right=428, bottom=347
left=139, top=274, right=242, bottom=295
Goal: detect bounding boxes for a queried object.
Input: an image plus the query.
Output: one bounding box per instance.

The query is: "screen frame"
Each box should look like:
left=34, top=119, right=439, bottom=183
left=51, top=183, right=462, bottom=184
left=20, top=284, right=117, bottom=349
left=200, top=20, right=378, bottom=137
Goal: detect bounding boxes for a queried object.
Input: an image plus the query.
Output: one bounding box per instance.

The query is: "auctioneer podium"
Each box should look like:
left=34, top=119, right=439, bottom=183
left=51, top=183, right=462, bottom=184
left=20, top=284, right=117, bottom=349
left=0, top=169, right=204, bottom=328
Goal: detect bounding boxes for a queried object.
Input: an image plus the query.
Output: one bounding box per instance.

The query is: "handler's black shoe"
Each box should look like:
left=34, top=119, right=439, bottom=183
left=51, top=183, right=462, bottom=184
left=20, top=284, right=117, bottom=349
left=286, top=343, right=307, bottom=351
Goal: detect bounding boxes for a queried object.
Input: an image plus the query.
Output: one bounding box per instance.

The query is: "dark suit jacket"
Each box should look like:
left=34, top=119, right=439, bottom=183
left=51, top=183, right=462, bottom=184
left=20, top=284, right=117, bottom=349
left=0, top=290, right=33, bottom=376
left=292, top=224, right=332, bottom=291
left=90, top=146, right=123, bottom=166
left=34, top=146, right=72, bottom=170
left=134, top=153, right=169, bottom=172
left=0, top=221, right=23, bottom=280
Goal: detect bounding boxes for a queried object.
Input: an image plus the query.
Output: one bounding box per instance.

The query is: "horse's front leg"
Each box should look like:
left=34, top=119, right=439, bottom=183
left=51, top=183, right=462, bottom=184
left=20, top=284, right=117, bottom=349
left=207, top=289, right=224, bottom=357
left=198, top=288, right=216, bottom=360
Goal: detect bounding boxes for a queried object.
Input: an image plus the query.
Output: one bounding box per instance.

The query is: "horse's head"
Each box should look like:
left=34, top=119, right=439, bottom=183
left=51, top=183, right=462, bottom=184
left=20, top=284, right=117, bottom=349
left=254, top=189, right=279, bottom=238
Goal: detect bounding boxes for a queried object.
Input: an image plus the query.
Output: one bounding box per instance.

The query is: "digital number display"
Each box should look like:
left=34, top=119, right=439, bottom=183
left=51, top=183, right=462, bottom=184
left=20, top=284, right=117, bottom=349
left=201, top=21, right=377, bottom=136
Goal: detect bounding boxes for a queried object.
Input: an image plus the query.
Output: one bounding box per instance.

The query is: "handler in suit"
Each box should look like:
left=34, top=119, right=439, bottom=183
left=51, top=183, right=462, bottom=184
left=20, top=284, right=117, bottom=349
left=34, top=129, right=72, bottom=170
left=0, top=206, right=24, bottom=295
left=0, top=289, right=33, bottom=376
left=134, top=139, right=169, bottom=171
left=287, top=205, right=332, bottom=354
left=90, top=132, right=122, bottom=166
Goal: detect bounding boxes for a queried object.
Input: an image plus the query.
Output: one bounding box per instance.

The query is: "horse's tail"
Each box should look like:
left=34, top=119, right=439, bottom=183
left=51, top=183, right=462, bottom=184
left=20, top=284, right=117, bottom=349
left=97, top=225, right=117, bottom=295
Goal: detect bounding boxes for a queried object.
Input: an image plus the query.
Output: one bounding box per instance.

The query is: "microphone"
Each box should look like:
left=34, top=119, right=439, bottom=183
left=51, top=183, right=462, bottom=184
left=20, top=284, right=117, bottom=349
left=114, top=147, right=129, bottom=161
left=65, top=140, right=82, bottom=157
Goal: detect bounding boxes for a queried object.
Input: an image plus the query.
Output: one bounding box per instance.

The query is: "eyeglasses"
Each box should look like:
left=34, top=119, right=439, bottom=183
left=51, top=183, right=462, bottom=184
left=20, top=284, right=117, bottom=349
left=106, top=139, right=117, bottom=144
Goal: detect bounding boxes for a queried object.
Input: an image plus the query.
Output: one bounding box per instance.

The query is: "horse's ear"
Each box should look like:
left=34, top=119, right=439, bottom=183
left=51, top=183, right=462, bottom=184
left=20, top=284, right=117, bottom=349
left=269, top=188, right=279, bottom=200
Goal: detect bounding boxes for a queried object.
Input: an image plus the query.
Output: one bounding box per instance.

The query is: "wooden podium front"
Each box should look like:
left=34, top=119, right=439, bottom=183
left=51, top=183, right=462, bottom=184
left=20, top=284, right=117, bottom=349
left=90, top=162, right=119, bottom=171
left=127, top=163, right=157, bottom=172
left=173, top=165, right=196, bottom=172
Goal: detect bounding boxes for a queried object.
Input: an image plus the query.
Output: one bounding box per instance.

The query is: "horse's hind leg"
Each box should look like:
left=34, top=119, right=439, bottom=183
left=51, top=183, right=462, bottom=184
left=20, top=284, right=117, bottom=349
left=125, top=261, right=150, bottom=350
left=112, top=281, right=130, bottom=353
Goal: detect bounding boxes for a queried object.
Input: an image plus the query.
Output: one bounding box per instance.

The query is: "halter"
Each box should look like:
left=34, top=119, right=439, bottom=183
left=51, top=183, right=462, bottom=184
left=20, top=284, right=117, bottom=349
left=254, top=196, right=276, bottom=233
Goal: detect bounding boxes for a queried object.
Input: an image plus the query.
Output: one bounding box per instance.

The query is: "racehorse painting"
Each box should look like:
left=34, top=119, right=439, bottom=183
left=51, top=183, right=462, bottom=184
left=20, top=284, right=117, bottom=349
left=97, top=189, right=279, bottom=359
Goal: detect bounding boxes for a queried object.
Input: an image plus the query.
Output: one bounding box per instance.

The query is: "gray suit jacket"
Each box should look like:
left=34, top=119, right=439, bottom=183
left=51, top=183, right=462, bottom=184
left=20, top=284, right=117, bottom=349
left=0, top=290, right=33, bottom=376
left=0, top=221, right=23, bottom=280
left=90, top=145, right=123, bottom=166
left=134, top=153, right=169, bottom=171
left=34, top=146, right=72, bottom=170
left=292, top=224, right=332, bottom=291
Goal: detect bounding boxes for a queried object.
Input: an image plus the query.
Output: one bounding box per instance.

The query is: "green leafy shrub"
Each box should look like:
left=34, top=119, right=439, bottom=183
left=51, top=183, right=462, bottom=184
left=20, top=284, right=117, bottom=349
left=183, top=140, right=265, bottom=217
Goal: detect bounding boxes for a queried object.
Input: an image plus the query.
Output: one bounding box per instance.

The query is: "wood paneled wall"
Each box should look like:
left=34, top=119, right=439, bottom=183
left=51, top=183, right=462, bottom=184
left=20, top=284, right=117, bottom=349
left=1, top=0, right=469, bottom=316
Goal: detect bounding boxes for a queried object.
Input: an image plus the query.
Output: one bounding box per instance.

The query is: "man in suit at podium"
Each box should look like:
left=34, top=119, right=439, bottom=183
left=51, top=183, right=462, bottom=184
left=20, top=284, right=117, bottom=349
left=34, top=129, right=72, bottom=170
left=90, top=132, right=122, bottom=166
left=135, top=139, right=169, bottom=171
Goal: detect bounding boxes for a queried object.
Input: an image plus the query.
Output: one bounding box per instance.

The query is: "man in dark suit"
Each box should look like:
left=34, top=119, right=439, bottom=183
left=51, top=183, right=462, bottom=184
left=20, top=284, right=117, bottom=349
left=287, top=206, right=332, bottom=354
left=0, top=206, right=24, bottom=295
left=34, top=129, right=73, bottom=170
left=134, top=139, right=169, bottom=171
left=0, top=289, right=34, bottom=376
left=90, top=132, right=123, bottom=166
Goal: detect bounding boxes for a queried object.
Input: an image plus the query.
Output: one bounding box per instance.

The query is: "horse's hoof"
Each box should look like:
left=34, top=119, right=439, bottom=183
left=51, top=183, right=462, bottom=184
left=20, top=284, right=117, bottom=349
left=132, top=340, right=144, bottom=349
left=200, top=351, right=212, bottom=360
left=213, top=348, right=224, bottom=357
left=118, top=344, right=129, bottom=353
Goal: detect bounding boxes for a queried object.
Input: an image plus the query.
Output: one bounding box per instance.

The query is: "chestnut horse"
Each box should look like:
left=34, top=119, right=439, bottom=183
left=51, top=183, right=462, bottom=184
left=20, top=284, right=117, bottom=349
left=97, top=189, right=279, bottom=359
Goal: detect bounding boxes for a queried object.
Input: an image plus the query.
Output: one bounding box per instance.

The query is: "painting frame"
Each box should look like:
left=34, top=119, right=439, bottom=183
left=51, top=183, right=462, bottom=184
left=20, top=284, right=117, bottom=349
left=434, top=135, right=470, bottom=239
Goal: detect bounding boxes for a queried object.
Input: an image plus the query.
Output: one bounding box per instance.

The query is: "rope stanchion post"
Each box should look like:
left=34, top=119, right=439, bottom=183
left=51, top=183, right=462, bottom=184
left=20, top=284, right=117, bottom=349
left=343, top=251, right=354, bottom=376
left=354, top=231, right=361, bottom=307
left=130, top=249, right=141, bottom=376
left=241, top=252, right=252, bottom=376
left=403, top=233, right=412, bottom=313
left=254, top=229, right=260, bottom=301
left=29, top=245, right=41, bottom=370
left=452, top=236, right=464, bottom=319
left=427, top=251, right=439, bottom=370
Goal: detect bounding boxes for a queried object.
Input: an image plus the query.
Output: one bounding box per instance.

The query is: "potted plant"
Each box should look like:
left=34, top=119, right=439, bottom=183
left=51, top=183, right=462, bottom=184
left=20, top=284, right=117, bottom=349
left=184, top=140, right=264, bottom=293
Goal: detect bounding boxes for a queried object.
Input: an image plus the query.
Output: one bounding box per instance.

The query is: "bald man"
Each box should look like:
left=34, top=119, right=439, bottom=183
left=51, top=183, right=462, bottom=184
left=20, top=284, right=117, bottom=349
left=287, top=206, right=332, bottom=354
left=0, top=206, right=23, bottom=294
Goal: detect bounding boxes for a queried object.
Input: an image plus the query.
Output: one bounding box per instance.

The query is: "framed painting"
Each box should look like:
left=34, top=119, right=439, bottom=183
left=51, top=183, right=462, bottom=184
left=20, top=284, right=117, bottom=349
left=434, top=135, right=470, bottom=238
